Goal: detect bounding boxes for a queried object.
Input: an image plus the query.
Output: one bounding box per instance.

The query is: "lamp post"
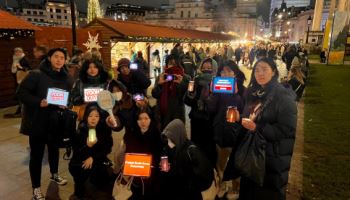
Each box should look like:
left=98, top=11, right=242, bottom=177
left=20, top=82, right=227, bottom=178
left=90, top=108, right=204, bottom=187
left=70, top=0, right=77, bottom=50
left=306, top=15, right=312, bottom=44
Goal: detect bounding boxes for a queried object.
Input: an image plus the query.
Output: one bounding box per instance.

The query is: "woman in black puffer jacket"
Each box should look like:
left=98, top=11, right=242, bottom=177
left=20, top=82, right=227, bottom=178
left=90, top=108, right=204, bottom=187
left=224, top=57, right=297, bottom=200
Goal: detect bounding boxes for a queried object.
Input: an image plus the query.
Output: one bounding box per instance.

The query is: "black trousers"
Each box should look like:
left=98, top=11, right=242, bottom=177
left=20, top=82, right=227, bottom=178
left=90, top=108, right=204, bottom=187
left=69, top=159, right=113, bottom=198
left=29, top=135, right=59, bottom=188
left=239, top=177, right=286, bottom=200
left=190, top=118, right=217, bottom=167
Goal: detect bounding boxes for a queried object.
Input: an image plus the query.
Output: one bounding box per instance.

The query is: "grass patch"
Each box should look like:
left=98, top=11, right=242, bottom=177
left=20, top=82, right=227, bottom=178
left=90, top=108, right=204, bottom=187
left=303, top=64, right=350, bottom=200
left=308, top=54, right=350, bottom=61
left=308, top=54, right=320, bottom=60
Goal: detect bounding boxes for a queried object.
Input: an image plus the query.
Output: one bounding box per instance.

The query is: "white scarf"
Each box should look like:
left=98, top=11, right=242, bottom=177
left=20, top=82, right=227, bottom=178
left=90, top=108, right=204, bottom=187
left=12, top=53, right=25, bottom=74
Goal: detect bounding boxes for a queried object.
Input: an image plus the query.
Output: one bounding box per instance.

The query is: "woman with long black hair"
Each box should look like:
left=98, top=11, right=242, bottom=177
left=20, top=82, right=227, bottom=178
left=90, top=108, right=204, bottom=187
left=224, top=57, right=297, bottom=200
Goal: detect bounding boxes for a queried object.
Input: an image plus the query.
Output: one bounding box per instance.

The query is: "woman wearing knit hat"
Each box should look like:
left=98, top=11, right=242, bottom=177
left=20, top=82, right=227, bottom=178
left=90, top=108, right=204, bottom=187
left=116, top=57, right=151, bottom=96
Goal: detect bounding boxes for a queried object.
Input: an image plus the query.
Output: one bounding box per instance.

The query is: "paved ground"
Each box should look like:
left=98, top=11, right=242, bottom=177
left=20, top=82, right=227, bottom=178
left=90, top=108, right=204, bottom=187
left=0, top=63, right=304, bottom=200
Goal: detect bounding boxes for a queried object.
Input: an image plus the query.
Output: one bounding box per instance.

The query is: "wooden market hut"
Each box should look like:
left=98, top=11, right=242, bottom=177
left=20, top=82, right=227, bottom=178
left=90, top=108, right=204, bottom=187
left=84, top=18, right=236, bottom=70
left=0, top=10, right=41, bottom=108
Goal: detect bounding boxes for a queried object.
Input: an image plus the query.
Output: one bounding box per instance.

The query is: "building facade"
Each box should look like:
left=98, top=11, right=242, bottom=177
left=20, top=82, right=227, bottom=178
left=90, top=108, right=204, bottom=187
left=145, top=0, right=259, bottom=39
left=105, top=3, right=157, bottom=22
left=15, top=0, right=78, bottom=27
left=270, top=0, right=337, bottom=43
left=271, top=0, right=310, bottom=11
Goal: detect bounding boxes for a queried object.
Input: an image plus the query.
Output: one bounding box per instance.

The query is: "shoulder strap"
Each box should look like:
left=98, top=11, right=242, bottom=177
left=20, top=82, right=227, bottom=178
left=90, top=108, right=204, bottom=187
left=186, top=144, right=197, bottom=161
left=294, top=84, right=302, bottom=93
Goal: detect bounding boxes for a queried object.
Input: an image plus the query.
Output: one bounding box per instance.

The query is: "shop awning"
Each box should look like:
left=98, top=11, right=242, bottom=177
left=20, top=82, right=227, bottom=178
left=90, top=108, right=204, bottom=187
left=85, top=18, right=236, bottom=43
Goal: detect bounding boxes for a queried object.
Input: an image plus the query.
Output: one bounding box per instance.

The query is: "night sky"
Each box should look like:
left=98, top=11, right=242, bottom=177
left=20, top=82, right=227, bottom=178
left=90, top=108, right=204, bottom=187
left=1, top=0, right=271, bottom=21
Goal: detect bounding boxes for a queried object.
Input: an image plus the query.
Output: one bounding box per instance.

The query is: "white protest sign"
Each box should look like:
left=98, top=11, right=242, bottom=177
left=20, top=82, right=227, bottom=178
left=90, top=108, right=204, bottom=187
left=84, top=88, right=103, bottom=102
left=46, top=88, right=69, bottom=106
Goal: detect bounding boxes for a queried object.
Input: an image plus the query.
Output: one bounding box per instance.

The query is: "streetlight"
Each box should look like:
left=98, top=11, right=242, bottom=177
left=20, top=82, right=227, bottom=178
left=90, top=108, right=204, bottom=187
left=70, top=0, right=77, bottom=53
left=306, top=15, right=312, bottom=44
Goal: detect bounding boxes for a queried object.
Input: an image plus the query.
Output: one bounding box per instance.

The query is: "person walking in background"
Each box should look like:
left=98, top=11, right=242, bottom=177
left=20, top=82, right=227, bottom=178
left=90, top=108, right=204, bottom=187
left=4, top=47, right=31, bottom=118
left=182, top=52, right=197, bottom=78
left=320, top=48, right=327, bottom=63
left=135, top=51, right=150, bottom=78
left=152, top=49, right=161, bottom=78
left=287, top=57, right=306, bottom=102
left=235, top=45, right=243, bottom=65
left=33, top=45, right=48, bottom=67
left=282, top=46, right=298, bottom=71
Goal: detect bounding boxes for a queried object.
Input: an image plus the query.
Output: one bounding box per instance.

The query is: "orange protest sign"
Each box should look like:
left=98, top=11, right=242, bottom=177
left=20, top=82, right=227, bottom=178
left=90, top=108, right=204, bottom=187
left=123, top=153, right=152, bottom=177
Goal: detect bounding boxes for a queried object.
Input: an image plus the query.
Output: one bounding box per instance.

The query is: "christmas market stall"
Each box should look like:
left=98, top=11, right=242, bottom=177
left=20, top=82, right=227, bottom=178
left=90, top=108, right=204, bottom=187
left=84, top=18, right=236, bottom=76
left=0, top=10, right=41, bottom=108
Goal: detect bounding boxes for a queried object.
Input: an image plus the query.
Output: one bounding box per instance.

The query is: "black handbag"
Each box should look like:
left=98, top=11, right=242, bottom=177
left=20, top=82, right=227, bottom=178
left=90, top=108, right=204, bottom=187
left=234, top=130, right=266, bottom=186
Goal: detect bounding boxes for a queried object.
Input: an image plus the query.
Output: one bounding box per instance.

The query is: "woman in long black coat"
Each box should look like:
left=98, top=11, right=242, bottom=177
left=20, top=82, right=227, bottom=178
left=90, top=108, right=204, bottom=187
left=224, top=57, right=297, bottom=200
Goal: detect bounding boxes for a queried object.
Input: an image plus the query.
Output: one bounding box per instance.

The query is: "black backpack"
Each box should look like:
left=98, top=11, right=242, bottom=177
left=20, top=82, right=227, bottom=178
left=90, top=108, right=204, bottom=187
left=185, top=143, right=214, bottom=191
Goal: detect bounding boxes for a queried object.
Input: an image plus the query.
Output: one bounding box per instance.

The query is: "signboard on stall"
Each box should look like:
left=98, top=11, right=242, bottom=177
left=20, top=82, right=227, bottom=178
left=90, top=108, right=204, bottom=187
left=84, top=88, right=103, bottom=102
left=212, top=77, right=235, bottom=94
left=46, top=88, right=69, bottom=106
left=123, top=153, right=152, bottom=177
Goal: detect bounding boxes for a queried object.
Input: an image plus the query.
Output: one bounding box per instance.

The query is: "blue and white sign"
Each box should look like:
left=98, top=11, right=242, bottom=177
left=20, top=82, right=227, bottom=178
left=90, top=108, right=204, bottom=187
left=212, top=77, right=235, bottom=94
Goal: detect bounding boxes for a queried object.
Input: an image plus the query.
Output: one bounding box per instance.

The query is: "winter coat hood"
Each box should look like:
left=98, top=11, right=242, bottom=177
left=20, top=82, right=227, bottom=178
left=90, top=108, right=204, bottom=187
left=162, top=119, right=187, bottom=148
left=198, top=57, right=217, bottom=76
left=39, top=58, right=68, bottom=80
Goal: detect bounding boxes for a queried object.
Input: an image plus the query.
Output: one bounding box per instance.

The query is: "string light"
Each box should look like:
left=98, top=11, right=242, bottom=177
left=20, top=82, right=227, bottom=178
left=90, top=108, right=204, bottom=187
left=0, top=29, right=35, bottom=39
left=125, top=36, right=231, bottom=43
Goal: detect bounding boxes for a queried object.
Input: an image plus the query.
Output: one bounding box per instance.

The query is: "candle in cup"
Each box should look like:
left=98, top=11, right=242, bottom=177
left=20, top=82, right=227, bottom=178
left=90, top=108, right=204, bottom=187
left=226, top=106, right=237, bottom=123
left=188, top=81, right=194, bottom=92
left=88, top=129, right=97, bottom=143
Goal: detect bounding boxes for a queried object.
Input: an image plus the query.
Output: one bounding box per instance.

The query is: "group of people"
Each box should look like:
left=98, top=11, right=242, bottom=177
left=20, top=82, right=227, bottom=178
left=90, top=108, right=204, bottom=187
left=13, top=41, right=308, bottom=200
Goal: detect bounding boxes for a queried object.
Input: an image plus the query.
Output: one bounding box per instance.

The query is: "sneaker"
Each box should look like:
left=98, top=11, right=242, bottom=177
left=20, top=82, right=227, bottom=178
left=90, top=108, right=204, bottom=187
left=32, top=188, right=45, bottom=200
left=50, top=174, right=68, bottom=185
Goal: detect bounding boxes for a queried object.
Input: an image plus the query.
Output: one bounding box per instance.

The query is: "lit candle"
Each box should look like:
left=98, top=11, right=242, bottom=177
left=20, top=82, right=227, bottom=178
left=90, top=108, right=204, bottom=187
left=188, top=80, right=194, bottom=92
left=88, top=129, right=97, bottom=143
left=226, top=106, right=237, bottom=123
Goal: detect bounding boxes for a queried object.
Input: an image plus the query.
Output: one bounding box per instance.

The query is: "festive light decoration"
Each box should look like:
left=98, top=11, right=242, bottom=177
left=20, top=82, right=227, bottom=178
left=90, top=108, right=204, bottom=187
left=0, top=29, right=35, bottom=39
left=83, top=31, right=102, bottom=51
left=119, top=36, right=231, bottom=43
left=88, top=0, right=102, bottom=23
